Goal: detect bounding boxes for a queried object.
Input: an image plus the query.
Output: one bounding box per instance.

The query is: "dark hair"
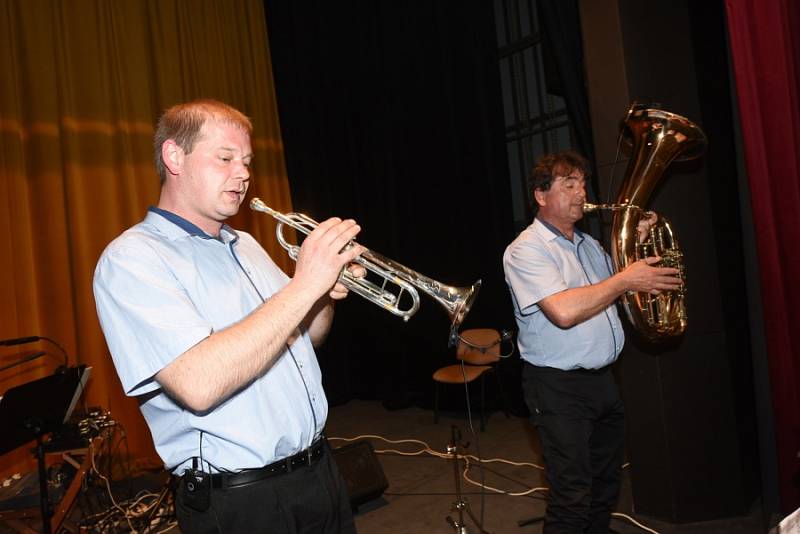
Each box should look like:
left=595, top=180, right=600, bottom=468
left=154, top=99, right=253, bottom=184
left=527, top=150, right=591, bottom=213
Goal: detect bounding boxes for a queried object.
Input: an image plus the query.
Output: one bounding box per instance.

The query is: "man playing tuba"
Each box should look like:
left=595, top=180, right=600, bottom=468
left=503, top=150, right=680, bottom=533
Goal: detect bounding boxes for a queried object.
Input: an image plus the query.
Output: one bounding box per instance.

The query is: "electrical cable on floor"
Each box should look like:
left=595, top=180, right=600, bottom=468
left=89, top=427, right=138, bottom=532
left=463, top=462, right=548, bottom=494
left=78, top=484, right=177, bottom=534
left=328, top=432, right=660, bottom=533
left=610, top=512, right=661, bottom=534
left=71, top=420, right=177, bottom=533
left=329, top=433, right=546, bottom=498
left=461, top=455, right=549, bottom=497
left=381, top=491, right=536, bottom=497
left=329, top=433, right=545, bottom=468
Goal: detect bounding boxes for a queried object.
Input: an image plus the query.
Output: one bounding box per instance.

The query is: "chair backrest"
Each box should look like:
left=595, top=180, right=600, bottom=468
left=456, top=328, right=502, bottom=366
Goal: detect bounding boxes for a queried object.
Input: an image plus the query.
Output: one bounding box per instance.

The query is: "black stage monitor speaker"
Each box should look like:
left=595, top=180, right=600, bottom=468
left=331, top=440, right=388, bottom=508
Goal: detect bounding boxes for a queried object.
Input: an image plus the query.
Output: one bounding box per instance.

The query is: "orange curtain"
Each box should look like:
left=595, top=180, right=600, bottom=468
left=0, top=0, right=294, bottom=477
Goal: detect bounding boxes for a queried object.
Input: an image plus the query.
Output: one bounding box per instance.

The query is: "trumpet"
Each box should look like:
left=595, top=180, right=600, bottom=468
left=250, top=198, right=481, bottom=345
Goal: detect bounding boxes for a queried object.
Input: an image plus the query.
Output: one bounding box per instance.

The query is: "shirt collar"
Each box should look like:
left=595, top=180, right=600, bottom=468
left=534, top=217, right=584, bottom=244
left=147, top=206, right=239, bottom=244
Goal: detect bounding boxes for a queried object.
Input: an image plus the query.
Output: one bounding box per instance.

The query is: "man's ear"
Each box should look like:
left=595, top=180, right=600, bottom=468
left=161, top=140, right=184, bottom=177
left=533, top=188, right=546, bottom=208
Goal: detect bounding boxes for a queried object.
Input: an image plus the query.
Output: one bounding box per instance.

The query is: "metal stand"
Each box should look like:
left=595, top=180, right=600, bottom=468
left=0, top=366, right=90, bottom=534
left=445, top=426, right=490, bottom=534
left=29, top=423, right=53, bottom=534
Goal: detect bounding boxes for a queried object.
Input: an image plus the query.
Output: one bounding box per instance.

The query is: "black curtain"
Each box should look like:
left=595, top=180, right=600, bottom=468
left=538, top=0, right=602, bottom=238
left=263, top=1, right=519, bottom=410
left=538, top=0, right=595, bottom=165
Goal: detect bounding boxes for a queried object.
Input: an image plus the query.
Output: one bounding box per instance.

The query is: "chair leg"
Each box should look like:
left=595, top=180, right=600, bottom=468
left=434, top=382, right=440, bottom=424
left=493, top=368, right=512, bottom=418
left=480, top=374, right=486, bottom=432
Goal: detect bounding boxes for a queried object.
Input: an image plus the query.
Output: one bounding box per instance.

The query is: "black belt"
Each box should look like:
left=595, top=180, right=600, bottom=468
left=524, top=361, right=612, bottom=377
left=209, top=439, right=325, bottom=489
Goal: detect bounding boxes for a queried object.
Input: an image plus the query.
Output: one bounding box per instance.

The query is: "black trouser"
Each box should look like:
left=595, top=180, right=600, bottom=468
left=175, top=442, right=356, bottom=534
left=522, top=362, right=625, bottom=534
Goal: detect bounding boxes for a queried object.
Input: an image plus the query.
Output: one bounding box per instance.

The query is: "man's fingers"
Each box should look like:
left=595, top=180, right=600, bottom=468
left=303, top=217, right=359, bottom=254
left=300, top=217, right=362, bottom=266
left=329, top=281, right=350, bottom=300
left=640, top=258, right=680, bottom=276
left=346, top=263, right=367, bottom=278
left=310, top=218, right=359, bottom=247
left=341, top=244, right=366, bottom=265
left=306, top=217, right=343, bottom=242
left=653, top=276, right=682, bottom=291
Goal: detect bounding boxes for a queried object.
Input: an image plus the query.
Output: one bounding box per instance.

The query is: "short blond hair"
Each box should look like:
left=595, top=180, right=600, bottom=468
left=154, top=99, right=253, bottom=184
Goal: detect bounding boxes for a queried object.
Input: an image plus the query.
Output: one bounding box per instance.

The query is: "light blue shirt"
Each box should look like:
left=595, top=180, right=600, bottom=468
left=503, top=218, right=624, bottom=370
left=93, top=208, right=327, bottom=473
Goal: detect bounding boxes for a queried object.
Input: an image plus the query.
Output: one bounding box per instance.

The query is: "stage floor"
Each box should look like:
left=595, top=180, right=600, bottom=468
left=0, top=399, right=767, bottom=533
left=328, top=399, right=765, bottom=534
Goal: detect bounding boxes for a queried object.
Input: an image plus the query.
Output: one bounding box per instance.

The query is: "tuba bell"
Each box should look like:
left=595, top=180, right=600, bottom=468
left=585, top=103, right=706, bottom=340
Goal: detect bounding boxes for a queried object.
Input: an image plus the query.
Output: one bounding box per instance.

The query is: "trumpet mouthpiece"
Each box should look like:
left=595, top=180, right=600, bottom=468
left=250, top=197, right=273, bottom=215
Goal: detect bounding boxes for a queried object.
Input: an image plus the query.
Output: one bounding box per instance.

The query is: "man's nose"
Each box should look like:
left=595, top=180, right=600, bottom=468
left=235, top=161, right=250, bottom=180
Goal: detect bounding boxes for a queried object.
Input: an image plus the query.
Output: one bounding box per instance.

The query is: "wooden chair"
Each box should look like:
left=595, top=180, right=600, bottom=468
left=432, top=328, right=510, bottom=432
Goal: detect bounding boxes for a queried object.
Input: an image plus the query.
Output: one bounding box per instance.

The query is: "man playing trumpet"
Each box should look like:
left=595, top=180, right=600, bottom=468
left=94, top=99, right=362, bottom=533
left=503, top=150, right=681, bottom=533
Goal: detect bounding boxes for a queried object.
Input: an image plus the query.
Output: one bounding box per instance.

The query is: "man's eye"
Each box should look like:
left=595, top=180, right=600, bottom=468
left=220, top=157, right=231, bottom=163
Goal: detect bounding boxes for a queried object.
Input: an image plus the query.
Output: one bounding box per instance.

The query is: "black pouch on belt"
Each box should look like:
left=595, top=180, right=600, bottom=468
left=181, top=459, right=211, bottom=512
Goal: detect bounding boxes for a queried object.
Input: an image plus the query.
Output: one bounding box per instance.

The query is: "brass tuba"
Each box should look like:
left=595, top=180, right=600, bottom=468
left=585, top=103, right=706, bottom=340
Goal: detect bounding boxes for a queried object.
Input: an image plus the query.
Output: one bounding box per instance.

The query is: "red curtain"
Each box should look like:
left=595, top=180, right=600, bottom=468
left=725, top=0, right=800, bottom=513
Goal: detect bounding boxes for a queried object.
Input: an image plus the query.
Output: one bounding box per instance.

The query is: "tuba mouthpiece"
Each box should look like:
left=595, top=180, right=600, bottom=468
left=583, top=203, right=599, bottom=212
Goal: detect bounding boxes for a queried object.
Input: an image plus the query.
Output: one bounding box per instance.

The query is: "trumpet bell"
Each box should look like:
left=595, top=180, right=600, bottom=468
left=439, top=280, right=481, bottom=346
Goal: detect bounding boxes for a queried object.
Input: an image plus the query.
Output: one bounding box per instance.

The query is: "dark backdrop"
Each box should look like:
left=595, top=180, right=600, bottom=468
left=608, top=0, right=759, bottom=521
left=263, top=0, right=782, bottom=522
left=263, top=1, right=519, bottom=411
